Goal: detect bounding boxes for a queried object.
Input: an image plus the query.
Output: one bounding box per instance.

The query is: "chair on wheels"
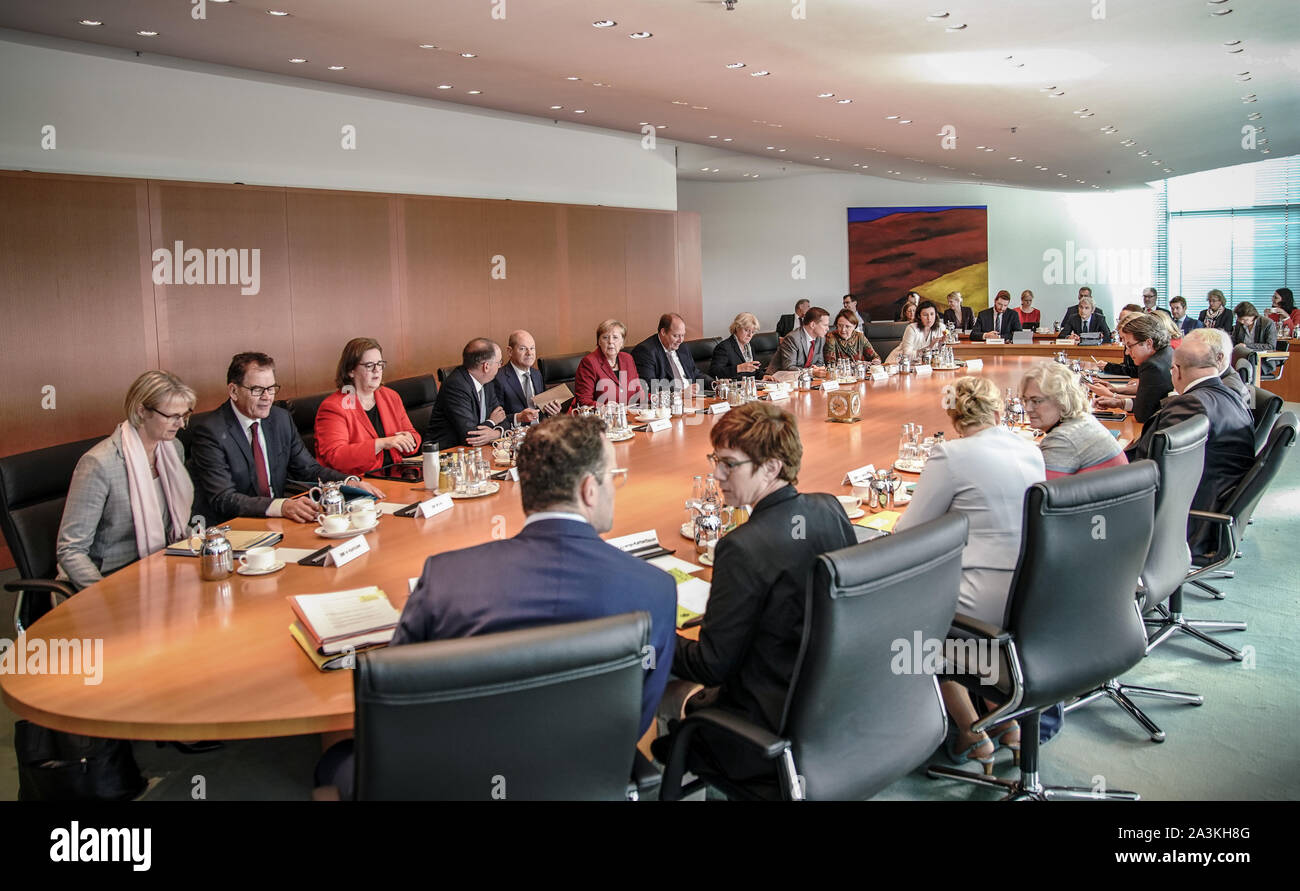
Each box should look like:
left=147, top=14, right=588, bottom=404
left=658, top=512, right=968, bottom=801
left=1066, top=416, right=1208, bottom=742
left=0, top=436, right=103, bottom=632
left=1149, top=411, right=1298, bottom=660
left=352, top=612, right=655, bottom=800
left=928, top=462, right=1158, bottom=800
left=1249, top=386, right=1282, bottom=456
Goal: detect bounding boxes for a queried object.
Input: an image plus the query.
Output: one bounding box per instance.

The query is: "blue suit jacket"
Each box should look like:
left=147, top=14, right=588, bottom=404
left=495, top=364, right=545, bottom=418
left=394, top=518, right=678, bottom=733
left=630, top=334, right=709, bottom=393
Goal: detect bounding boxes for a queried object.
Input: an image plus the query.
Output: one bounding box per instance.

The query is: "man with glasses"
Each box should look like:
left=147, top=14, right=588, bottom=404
left=426, top=338, right=539, bottom=449
left=657, top=402, right=855, bottom=782
left=317, top=415, right=676, bottom=798
left=190, top=352, right=381, bottom=523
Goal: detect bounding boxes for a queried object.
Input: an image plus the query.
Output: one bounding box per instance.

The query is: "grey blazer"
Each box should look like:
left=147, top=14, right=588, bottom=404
left=767, top=327, right=826, bottom=373
left=56, top=428, right=188, bottom=591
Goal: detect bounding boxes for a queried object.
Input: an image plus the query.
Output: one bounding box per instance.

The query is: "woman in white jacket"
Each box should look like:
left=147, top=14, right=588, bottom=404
left=886, top=300, right=947, bottom=364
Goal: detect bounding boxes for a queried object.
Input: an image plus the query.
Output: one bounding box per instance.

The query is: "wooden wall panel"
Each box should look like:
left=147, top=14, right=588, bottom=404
left=564, top=207, right=628, bottom=354
left=624, top=211, right=681, bottom=342
left=0, top=174, right=156, bottom=453
left=403, top=197, right=490, bottom=372
left=675, top=212, right=705, bottom=335
left=285, top=191, right=401, bottom=395
left=149, top=182, right=294, bottom=411
left=485, top=203, right=564, bottom=355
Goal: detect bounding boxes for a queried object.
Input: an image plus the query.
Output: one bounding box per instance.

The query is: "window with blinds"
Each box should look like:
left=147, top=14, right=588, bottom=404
left=1157, top=155, right=1298, bottom=318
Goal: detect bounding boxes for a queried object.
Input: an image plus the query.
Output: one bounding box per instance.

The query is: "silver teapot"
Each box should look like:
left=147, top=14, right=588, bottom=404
left=189, top=521, right=234, bottom=581
left=899, top=355, right=913, bottom=375
left=867, top=469, right=898, bottom=513
left=309, top=476, right=361, bottom=518
left=687, top=499, right=734, bottom=556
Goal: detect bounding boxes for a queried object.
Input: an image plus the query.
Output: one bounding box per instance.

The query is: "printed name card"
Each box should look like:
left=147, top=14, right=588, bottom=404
left=646, top=418, right=672, bottom=432
left=984, top=337, right=1005, bottom=345
left=767, top=387, right=789, bottom=401
left=843, top=464, right=877, bottom=486
left=965, top=359, right=983, bottom=371
left=870, top=367, right=889, bottom=381
left=706, top=401, right=731, bottom=415
left=607, top=530, right=661, bottom=554
left=914, top=364, right=933, bottom=376
left=821, top=380, right=840, bottom=392
left=327, top=534, right=371, bottom=567
left=509, top=466, right=519, bottom=482
left=417, top=493, right=454, bottom=518
left=1055, top=338, right=1074, bottom=345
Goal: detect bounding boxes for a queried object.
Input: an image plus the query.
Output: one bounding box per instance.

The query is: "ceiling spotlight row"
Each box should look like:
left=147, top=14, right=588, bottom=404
left=591, top=22, right=652, bottom=39
left=924, top=12, right=968, bottom=31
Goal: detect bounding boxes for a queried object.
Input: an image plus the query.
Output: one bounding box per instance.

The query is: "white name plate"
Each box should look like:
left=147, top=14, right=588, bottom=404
left=607, top=530, right=661, bottom=553
left=821, top=380, right=839, bottom=392
left=965, top=359, right=983, bottom=371
left=418, top=493, right=454, bottom=518
left=984, top=337, right=1005, bottom=345
left=870, top=368, right=889, bottom=381
left=1054, top=338, right=1074, bottom=345
left=767, top=387, right=789, bottom=401
left=706, top=401, right=731, bottom=415
left=327, top=533, right=371, bottom=567
left=646, top=418, right=672, bottom=432
left=914, top=364, right=933, bottom=376
left=843, top=464, right=877, bottom=486
left=509, top=466, right=519, bottom=482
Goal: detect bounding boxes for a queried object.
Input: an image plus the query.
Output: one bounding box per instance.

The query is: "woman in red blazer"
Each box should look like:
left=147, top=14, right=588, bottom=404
left=573, top=319, right=648, bottom=407
left=315, top=337, right=422, bottom=475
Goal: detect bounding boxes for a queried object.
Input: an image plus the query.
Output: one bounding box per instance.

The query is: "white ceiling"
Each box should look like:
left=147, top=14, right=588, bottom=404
left=2, top=0, right=1296, bottom=191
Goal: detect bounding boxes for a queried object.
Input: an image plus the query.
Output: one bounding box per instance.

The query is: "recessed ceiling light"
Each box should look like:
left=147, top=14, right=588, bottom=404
left=136, top=30, right=159, bottom=37
left=460, top=52, right=477, bottom=58
left=656, top=125, right=666, bottom=129
left=945, top=24, right=967, bottom=31
left=898, top=118, right=911, bottom=123
left=766, top=146, right=775, bottom=150
left=725, top=62, right=746, bottom=69
left=885, top=115, right=899, bottom=120
left=817, top=92, right=835, bottom=98
left=1138, top=150, right=1151, bottom=157
left=1247, top=112, right=1261, bottom=120
left=1210, top=8, right=1233, bottom=16
left=1073, top=108, right=1089, bottom=115
left=466, top=90, right=481, bottom=95
left=838, top=99, right=853, bottom=104
left=751, top=70, right=770, bottom=77
left=927, top=12, right=950, bottom=21
left=289, top=58, right=308, bottom=64
left=708, top=135, right=718, bottom=139
left=1242, top=96, right=1256, bottom=103
left=553, top=106, right=564, bottom=110
left=1057, top=173, right=1068, bottom=177
left=975, top=145, right=985, bottom=149
left=637, top=121, right=647, bottom=125
left=1152, top=160, right=1162, bottom=165
left=267, top=10, right=291, bottom=16
left=1120, top=139, right=1136, bottom=146
left=672, top=100, right=688, bottom=105
left=1260, top=149, right=1271, bottom=154
left=1040, top=86, right=1057, bottom=92
left=1076, top=179, right=1085, bottom=183
left=573, top=109, right=586, bottom=113
left=1226, top=46, right=1244, bottom=53
left=1100, top=126, right=1117, bottom=133
left=78, top=19, right=102, bottom=26
left=700, top=167, right=710, bottom=172
left=778, top=148, right=786, bottom=152
left=722, top=137, right=732, bottom=142
left=629, top=32, right=652, bottom=39
left=593, top=20, right=617, bottom=28
left=419, top=44, right=437, bottom=49
left=327, top=65, right=346, bottom=71
left=437, top=84, right=453, bottom=89
left=1012, top=158, right=1024, bottom=162
left=1078, top=112, right=1095, bottom=118
left=1164, top=168, right=1173, bottom=173
left=982, top=147, right=995, bottom=152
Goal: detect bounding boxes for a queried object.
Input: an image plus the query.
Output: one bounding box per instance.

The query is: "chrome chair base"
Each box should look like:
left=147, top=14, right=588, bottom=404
left=926, top=765, right=1140, bottom=801
left=1145, top=607, right=1246, bottom=661
left=1065, top=678, right=1202, bottom=743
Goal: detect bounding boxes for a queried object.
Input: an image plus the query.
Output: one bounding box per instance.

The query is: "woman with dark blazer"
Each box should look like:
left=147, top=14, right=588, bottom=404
left=1231, top=301, right=1278, bottom=353
left=941, top=291, right=975, bottom=330
left=316, top=337, right=422, bottom=476
left=709, top=312, right=763, bottom=380
left=573, top=318, right=648, bottom=406
left=1198, top=289, right=1233, bottom=332
left=1088, top=312, right=1174, bottom=428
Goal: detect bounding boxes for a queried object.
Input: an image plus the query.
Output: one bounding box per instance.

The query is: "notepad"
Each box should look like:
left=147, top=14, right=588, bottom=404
left=165, top=529, right=282, bottom=556
left=288, top=586, right=398, bottom=647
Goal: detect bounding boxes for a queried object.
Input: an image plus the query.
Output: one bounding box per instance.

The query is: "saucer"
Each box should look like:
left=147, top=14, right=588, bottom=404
left=237, top=561, right=286, bottom=576
left=699, top=552, right=714, bottom=567
left=607, top=429, right=635, bottom=442
left=892, top=459, right=926, bottom=474
left=845, top=508, right=866, bottom=520
left=449, top=481, right=501, bottom=500
left=315, top=519, right=379, bottom=539
left=680, top=522, right=694, bottom=540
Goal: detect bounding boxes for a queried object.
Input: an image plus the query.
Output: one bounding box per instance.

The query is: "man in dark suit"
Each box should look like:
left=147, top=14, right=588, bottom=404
left=1127, top=335, right=1255, bottom=555
left=775, top=299, right=810, bottom=339
left=1170, top=296, right=1203, bottom=337
left=495, top=329, right=563, bottom=421
left=426, top=338, right=537, bottom=449
left=1141, top=286, right=1172, bottom=318
left=659, top=402, right=856, bottom=782
left=1061, top=295, right=1112, bottom=342
left=970, top=290, right=1023, bottom=342
left=317, top=415, right=678, bottom=799
left=631, top=313, right=710, bottom=400
left=1060, top=286, right=1108, bottom=329
left=189, top=352, right=383, bottom=524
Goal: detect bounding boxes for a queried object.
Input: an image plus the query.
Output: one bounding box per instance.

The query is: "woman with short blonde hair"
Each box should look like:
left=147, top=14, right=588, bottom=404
left=710, top=312, right=764, bottom=379
left=1021, top=362, right=1127, bottom=478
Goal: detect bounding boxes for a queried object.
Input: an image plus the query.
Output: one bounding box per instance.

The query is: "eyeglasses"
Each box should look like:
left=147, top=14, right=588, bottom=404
left=357, top=361, right=388, bottom=372
left=706, top=453, right=753, bottom=472
left=602, top=467, right=629, bottom=488
left=149, top=407, right=193, bottom=425
left=238, top=383, right=282, bottom=398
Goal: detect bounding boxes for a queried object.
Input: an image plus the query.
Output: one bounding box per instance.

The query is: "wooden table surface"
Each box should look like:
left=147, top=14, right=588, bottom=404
left=1, top=357, right=1139, bottom=740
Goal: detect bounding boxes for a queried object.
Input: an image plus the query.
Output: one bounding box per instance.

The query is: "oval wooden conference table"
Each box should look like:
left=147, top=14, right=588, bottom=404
left=2, top=356, right=1138, bottom=742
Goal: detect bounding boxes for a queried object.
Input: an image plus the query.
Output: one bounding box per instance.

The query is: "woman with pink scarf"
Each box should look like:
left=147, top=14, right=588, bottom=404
left=56, top=371, right=197, bottom=590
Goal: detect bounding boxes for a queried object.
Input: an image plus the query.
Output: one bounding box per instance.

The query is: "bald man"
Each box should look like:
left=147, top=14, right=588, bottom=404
left=496, top=330, right=563, bottom=420
left=1127, top=333, right=1255, bottom=555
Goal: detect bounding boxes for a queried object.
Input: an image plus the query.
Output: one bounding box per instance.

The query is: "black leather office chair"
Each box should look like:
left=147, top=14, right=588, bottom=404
left=686, top=337, right=721, bottom=371
left=866, top=321, right=911, bottom=362
left=750, top=332, right=779, bottom=369
left=383, top=374, right=440, bottom=439
left=0, top=436, right=103, bottom=632
left=435, top=365, right=458, bottom=386
left=281, top=390, right=331, bottom=457
left=1149, top=411, right=1297, bottom=660
left=352, top=613, right=652, bottom=800
left=658, top=512, right=968, bottom=801
left=538, top=350, right=586, bottom=394
left=1066, top=416, right=1208, bottom=742
left=928, top=463, right=1158, bottom=800
left=1249, top=386, right=1282, bottom=456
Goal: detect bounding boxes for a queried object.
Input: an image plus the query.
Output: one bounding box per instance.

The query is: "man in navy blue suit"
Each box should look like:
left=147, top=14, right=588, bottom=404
left=495, top=329, right=563, bottom=421
left=970, top=290, right=1023, bottom=342
left=631, top=313, right=711, bottom=401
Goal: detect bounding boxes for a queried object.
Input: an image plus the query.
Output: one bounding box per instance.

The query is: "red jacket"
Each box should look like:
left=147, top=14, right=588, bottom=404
left=315, top=386, right=422, bottom=475
left=573, top=350, right=647, bottom=406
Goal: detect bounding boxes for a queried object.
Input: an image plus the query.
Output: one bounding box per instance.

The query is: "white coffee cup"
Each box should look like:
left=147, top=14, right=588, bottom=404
left=240, top=546, right=277, bottom=571
left=321, top=514, right=350, bottom=533
left=851, top=483, right=872, bottom=499
left=837, top=495, right=861, bottom=513
left=349, top=506, right=378, bottom=529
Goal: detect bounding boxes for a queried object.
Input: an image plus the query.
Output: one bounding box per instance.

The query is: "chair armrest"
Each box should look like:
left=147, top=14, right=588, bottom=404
left=3, top=578, right=76, bottom=598
left=1188, top=509, right=1233, bottom=526
left=659, top=707, right=792, bottom=801
left=949, top=612, right=1011, bottom=643
left=628, top=750, right=661, bottom=798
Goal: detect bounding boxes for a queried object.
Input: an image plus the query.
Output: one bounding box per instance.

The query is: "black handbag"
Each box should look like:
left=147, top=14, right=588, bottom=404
left=14, top=721, right=146, bottom=801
